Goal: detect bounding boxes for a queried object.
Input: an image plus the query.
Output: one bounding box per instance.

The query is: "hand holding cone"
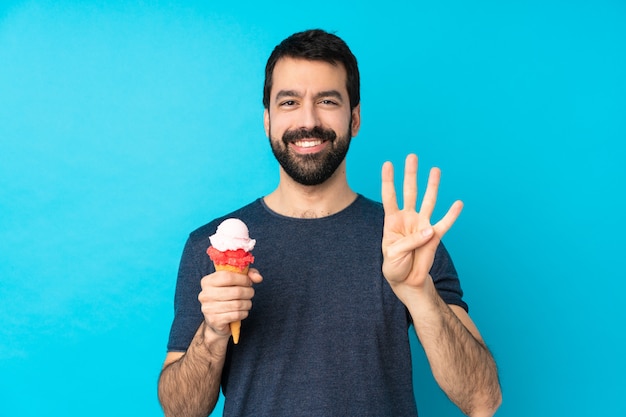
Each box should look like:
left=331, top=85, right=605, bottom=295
left=211, top=263, right=250, bottom=343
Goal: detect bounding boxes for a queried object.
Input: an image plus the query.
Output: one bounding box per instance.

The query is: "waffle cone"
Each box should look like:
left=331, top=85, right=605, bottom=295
left=214, top=263, right=249, bottom=344
left=214, top=264, right=250, bottom=274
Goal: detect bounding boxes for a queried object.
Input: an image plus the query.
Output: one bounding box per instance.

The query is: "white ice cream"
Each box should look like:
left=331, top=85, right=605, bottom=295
left=209, top=218, right=256, bottom=252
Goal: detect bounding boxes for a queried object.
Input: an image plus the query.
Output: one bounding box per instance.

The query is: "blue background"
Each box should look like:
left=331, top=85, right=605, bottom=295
left=1, top=1, right=625, bottom=416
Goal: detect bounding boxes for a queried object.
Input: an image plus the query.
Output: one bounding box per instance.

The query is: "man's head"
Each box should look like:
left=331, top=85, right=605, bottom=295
left=263, top=29, right=361, bottom=186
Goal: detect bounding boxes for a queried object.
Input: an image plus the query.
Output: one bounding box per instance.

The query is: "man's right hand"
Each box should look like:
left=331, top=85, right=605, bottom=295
left=198, top=268, right=263, bottom=340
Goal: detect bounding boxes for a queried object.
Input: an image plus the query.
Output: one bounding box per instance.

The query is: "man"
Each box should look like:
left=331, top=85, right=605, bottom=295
left=158, top=29, right=501, bottom=417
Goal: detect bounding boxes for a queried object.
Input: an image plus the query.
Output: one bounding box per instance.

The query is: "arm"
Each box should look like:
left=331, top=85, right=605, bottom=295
left=158, top=268, right=263, bottom=417
left=381, top=154, right=502, bottom=416
left=158, top=323, right=228, bottom=417
left=402, top=280, right=501, bottom=417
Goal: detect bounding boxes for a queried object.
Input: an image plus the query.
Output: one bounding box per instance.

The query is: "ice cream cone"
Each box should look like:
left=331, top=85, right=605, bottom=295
left=213, top=263, right=250, bottom=344
left=214, top=264, right=250, bottom=274
left=207, top=218, right=256, bottom=345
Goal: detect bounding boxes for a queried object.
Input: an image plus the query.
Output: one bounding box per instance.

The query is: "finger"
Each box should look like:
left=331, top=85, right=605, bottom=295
left=433, top=200, right=464, bottom=237
left=199, top=285, right=255, bottom=303
left=248, top=268, right=263, bottom=284
left=403, top=154, right=418, bottom=212
left=384, top=227, right=436, bottom=258
left=203, top=307, right=251, bottom=333
left=206, top=271, right=252, bottom=287
left=419, top=167, right=441, bottom=219
left=381, top=161, right=399, bottom=214
left=201, top=299, right=253, bottom=316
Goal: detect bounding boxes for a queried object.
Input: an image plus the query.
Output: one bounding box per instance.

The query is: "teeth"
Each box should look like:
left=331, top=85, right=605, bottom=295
left=294, top=139, right=323, bottom=148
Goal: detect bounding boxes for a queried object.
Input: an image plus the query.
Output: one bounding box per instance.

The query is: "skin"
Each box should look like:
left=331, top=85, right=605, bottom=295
left=263, top=58, right=361, bottom=218
left=382, top=155, right=502, bottom=416
left=158, top=57, right=501, bottom=417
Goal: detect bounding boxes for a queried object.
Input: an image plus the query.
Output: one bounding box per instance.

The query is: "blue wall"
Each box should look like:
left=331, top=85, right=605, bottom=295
left=1, top=1, right=624, bottom=416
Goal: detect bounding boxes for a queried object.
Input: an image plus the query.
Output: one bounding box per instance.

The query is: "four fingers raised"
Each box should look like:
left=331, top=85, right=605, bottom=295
left=381, top=154, right=462, bottom=235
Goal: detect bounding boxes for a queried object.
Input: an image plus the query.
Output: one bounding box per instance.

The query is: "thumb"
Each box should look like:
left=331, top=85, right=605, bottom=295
left=248, top=268, right=263, bottom=284
left=386, top=227, right=434, bottom=258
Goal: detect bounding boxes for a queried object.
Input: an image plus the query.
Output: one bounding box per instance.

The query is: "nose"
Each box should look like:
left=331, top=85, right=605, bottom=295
left=298, top=102, right=321, bottom=129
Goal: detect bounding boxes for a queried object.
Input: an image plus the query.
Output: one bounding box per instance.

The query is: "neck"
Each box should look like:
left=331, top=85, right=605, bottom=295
left=264, top=161, right=357, bottom=218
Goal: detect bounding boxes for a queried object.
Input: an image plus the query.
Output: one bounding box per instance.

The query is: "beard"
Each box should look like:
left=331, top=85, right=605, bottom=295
left=268, top=121, right=352, bottom=186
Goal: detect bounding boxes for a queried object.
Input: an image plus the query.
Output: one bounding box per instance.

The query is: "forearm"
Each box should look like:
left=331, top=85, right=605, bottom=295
left=158, top=322, right=229, bottom=417
left=399, top=281, right=501, bottom=416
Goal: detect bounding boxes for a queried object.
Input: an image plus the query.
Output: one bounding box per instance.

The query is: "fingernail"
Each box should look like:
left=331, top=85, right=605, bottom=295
left=421, top=227, right=434, bottom=238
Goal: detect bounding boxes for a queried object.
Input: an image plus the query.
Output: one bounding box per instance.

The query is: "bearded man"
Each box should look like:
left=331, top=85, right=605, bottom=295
left=158, top=29, right=502, bottom=417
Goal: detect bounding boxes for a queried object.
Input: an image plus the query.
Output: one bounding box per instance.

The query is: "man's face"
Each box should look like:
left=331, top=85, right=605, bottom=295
left=264, top=57, right=360, bottom=186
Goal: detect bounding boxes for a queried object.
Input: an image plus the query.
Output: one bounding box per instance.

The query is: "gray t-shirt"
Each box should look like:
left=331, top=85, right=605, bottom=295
left=167, top=195, right=467, bottom=417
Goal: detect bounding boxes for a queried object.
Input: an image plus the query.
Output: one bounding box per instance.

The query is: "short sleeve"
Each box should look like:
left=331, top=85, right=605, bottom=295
left=166, top=236, right=208, bottom=352
left=430, top=242, right=468, bottom=312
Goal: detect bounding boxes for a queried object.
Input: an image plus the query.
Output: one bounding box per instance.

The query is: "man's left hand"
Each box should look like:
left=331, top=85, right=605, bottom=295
left=381, top=154, right=463, bottom=292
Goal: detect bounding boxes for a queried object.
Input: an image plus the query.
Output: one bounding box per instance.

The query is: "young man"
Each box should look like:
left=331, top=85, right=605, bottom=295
left=158, top=29, right=502, bottom=417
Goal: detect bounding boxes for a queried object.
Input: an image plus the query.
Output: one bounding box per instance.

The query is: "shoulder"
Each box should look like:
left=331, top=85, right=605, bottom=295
left=350, top=194, right=384, bottom=219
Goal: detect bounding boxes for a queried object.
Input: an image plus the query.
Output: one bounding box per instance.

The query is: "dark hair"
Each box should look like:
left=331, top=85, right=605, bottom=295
left=262, top=29, right=360, bottom=110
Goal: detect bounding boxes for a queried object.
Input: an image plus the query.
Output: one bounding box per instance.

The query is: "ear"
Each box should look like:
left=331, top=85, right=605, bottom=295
left=263, top=108, right=270, bottom=137
left=350, top=103, right=361, bottom=137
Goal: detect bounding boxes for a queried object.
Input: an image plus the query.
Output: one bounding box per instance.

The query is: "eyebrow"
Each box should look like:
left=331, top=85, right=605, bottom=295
left=274, top=89, right=345, bottom=103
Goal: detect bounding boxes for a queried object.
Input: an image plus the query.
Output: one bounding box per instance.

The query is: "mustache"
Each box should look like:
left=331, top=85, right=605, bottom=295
left=282, top=126, right=337, bottom=144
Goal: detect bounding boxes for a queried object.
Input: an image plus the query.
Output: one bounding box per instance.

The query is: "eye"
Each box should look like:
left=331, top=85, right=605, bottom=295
left=319, top=99, right=338, bottom=106
left=279, top=100, right=297, bottom=107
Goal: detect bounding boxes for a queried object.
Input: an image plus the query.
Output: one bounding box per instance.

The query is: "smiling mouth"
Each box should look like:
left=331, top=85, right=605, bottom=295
left=293, top=139, right=324, bottom=148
